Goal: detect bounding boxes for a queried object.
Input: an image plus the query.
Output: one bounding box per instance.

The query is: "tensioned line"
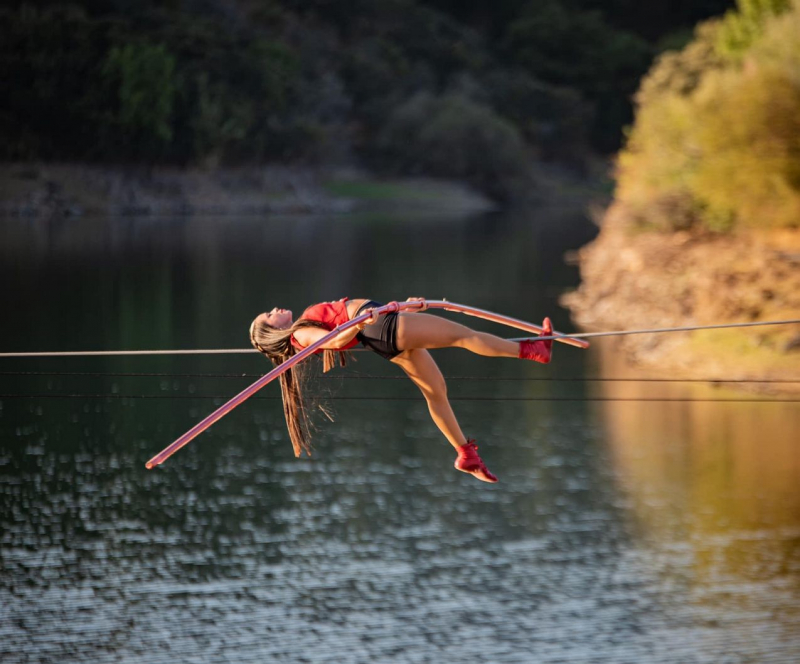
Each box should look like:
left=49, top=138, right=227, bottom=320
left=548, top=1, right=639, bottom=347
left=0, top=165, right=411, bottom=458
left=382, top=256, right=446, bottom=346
left=1, top=393, right=798, bottom=403
left=508, top=318, right=800, bottom=341
left=0, top=349, right=256, bottom=358
left=2, top=319, right=798, bottom=358
left=0, top=371, right=797, bottom=383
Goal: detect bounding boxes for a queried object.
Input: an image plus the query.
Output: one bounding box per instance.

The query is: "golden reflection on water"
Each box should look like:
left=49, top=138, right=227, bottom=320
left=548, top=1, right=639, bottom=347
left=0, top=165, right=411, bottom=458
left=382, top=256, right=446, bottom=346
left=594, top=341, right=800, bottom=611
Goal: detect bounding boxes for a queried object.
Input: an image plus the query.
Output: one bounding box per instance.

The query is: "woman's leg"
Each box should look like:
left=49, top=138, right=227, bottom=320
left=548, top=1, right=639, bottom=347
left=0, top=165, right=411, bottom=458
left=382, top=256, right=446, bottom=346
left=395, top=313, right=519, bottom=357
left=390, top=349, right=467, bottom=450
left=391, top=348, right=499, bottom=482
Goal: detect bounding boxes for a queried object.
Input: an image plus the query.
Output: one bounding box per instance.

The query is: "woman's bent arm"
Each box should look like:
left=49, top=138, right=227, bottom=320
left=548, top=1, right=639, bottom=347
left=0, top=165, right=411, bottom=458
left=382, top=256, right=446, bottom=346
left=293, top=324, right=361, bottom=350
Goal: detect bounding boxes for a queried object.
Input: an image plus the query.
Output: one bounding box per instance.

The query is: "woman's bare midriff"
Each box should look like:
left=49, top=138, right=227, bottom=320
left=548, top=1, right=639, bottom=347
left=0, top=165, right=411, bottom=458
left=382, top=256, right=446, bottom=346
left=345, top=298, right=370, bottom=319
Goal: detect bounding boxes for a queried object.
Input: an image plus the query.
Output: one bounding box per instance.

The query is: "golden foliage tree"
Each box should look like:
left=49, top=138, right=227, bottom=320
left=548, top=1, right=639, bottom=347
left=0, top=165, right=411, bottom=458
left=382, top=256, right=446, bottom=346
left=616, top=0, right=800, bottom=231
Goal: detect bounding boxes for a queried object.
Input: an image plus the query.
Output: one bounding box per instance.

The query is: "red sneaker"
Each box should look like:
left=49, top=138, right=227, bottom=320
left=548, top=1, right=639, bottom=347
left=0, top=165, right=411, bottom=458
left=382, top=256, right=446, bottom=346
left=518, top=317, right=553, bottom=364
left=454, top=440, right=498, bottom=483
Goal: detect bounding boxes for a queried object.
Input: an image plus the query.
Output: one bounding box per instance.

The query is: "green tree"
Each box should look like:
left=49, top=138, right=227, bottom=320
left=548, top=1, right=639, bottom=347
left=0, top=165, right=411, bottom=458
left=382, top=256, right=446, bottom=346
left=505, top=0, right=651, bottom=150
left=102, top=42, right=177, bottom=157
left=378, top=92, right=531, bottom=200
left=0, top=5, right=109, bottom=159
left=716, top=0, right=791, bottom=59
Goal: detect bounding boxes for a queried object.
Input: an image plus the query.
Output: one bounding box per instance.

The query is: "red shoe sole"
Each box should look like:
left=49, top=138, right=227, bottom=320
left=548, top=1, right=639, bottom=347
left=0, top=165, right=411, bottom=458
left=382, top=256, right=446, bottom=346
left=454, top=463, right=498, bottom=483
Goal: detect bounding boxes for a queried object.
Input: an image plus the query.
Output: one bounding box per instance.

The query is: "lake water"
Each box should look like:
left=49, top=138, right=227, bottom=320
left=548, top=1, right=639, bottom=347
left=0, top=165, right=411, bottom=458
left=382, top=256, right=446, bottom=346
left=1, top=209, right=798, bottom=663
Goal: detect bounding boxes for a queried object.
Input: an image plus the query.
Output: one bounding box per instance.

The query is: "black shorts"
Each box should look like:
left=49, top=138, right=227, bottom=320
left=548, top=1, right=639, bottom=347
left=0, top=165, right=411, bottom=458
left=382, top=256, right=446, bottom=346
left=355, top=300, right=402, bottom=360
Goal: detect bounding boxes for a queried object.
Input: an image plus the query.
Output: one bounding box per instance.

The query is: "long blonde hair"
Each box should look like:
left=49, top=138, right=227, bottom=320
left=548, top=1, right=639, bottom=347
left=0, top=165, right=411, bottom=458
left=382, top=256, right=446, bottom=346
left=249, top=315, right=348, bottom=457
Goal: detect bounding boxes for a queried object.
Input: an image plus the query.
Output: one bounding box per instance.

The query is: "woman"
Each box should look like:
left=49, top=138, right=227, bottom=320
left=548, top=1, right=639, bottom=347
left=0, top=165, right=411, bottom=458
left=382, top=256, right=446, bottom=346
left=249, top=297, right=554, bottom=483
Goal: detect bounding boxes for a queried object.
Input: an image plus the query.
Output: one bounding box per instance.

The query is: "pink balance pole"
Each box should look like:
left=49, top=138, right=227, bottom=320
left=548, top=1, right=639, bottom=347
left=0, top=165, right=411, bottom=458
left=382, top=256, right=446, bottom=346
left=424, top=300, right=590, bottom=349
left=145, top=299, right=587, bottom=468
left=145, top=301, right=407, bottom=469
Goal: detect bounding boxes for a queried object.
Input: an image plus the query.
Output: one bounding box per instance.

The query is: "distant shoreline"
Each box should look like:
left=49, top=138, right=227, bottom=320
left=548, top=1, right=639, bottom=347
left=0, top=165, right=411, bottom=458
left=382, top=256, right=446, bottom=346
left=0, top=163, right=501, bottom=219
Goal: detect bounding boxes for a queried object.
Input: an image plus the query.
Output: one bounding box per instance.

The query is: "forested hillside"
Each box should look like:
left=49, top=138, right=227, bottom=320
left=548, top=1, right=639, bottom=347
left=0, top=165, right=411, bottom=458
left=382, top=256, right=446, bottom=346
left=1, top=0, right=732, bottom=200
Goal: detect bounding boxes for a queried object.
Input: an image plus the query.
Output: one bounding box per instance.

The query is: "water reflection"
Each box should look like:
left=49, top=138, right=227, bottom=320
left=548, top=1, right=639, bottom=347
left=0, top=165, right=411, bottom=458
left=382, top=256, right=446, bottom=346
left=1, top=211, right=799, bottom=663
left=595, top=341, right=800, bottom=652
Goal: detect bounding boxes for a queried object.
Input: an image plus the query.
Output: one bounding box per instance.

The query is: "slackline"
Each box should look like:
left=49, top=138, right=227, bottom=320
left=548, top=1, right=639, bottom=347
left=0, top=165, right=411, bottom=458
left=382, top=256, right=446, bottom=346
left=2, top=318, right=798, bottom=358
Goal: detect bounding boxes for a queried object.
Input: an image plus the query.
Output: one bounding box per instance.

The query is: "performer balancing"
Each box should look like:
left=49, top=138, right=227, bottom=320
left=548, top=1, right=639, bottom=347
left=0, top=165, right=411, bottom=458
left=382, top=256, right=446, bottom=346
left=249, top=297, right=557, bottom=483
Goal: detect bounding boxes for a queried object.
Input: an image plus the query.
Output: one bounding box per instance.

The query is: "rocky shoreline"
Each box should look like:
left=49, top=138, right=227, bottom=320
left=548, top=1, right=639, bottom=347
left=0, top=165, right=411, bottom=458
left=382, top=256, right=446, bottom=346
left=562, top=203, right=800, bottom=392
left=0, top=163, right=495, bottom=219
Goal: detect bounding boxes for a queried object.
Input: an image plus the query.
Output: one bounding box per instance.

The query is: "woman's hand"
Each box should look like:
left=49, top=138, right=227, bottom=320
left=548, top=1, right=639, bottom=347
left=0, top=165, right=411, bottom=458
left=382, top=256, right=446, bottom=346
left=405, top=297, right=428, bottom=311
left=359, top=307, right=380, bottom=327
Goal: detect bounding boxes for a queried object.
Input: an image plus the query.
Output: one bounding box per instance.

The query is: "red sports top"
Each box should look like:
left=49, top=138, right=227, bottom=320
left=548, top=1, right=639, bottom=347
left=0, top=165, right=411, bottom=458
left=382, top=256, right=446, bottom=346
left=290, top=298, right=359, bottom=352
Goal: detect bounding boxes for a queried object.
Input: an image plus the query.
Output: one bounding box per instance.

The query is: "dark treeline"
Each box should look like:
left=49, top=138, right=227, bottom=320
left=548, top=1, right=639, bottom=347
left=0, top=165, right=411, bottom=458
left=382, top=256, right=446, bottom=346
left=1, top=0, right=732, bottom=199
